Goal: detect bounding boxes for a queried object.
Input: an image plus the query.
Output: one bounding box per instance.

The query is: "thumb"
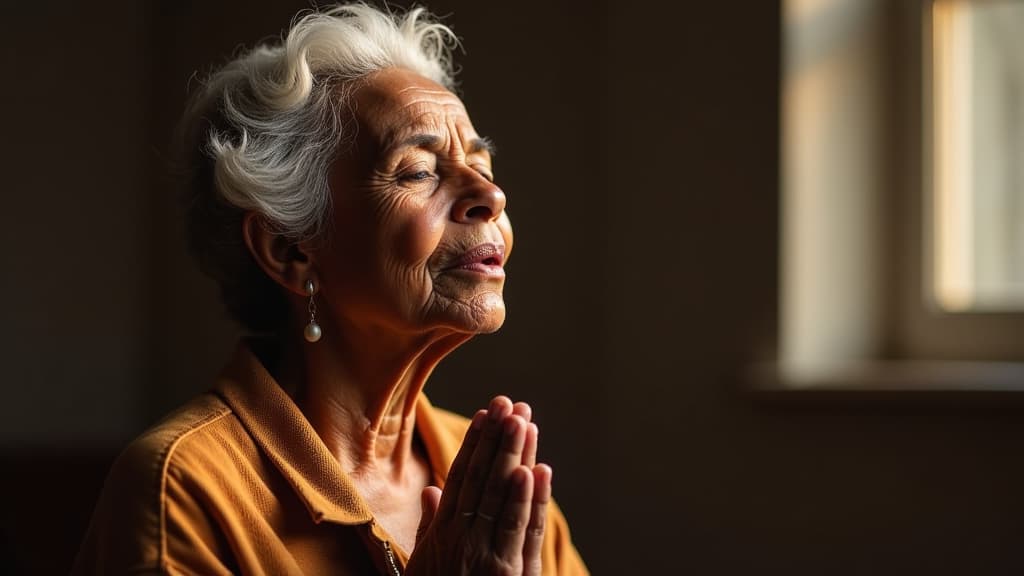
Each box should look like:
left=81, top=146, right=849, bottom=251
left=416, top=486, right=442, bottom=544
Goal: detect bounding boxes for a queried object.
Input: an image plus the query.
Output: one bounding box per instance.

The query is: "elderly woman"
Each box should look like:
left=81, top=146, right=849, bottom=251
left=72, top=4, right=586, bottom=575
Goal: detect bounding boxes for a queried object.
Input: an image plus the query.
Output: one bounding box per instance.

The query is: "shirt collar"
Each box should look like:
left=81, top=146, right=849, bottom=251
left=414, top=389, right=462, bottom=488
left=212, top=342, right=461, bottom=527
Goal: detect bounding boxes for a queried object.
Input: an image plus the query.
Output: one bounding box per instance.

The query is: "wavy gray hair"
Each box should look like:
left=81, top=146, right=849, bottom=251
left=179, top=3, right=459, bottom=333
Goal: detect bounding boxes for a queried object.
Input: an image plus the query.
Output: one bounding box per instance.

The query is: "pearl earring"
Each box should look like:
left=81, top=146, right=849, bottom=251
left=303, top=279, right=322, bottom=343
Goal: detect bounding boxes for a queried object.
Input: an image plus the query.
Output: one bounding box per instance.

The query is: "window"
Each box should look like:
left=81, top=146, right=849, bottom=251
left=777, top=0, right=1024, bottom=389
left=931, top=0, right=1024, bottom=312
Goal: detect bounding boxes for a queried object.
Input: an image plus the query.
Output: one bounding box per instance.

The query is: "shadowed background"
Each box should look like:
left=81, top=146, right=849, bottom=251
left=3, top=1, right=1024, bottom=574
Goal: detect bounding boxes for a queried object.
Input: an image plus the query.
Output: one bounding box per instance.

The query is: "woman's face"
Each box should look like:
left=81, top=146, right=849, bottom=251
left=316, top=68, right=513, bottom=339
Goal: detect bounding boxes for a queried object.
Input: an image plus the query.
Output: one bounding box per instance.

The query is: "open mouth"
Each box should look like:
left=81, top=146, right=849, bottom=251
left=447, top=243, right=506, bottom=275
left=478, top=252, right=504, bottom=267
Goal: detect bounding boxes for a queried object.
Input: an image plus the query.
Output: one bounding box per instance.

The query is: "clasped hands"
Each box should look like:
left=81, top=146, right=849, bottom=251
left=406, top=396, right=551, bottom=576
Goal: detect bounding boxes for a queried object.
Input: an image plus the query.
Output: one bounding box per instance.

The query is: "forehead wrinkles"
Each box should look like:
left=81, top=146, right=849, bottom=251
left=350, top=75, right=477, bottom=154
left=381, top=99, right=477, bottom=152
left=394, top=97, right=469, bottom=128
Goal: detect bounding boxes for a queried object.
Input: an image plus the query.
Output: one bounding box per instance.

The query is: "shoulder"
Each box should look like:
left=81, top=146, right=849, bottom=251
left=116, top=393, right=236, bottom=493
left=73, top=393, right=238, bottom=574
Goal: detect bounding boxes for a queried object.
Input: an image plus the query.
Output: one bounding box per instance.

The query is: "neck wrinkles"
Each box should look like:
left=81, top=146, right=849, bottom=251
left=271, top=323, right=471, bottom=480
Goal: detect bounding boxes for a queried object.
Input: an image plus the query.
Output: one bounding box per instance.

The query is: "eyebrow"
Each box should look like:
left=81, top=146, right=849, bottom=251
left=394, top=134, right=496, bottom=156
left=469, top=136, right=496, bottom=156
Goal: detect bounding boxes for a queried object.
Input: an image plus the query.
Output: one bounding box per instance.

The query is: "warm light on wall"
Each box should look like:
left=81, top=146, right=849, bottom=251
left=781, top=0, right=885, bottom=376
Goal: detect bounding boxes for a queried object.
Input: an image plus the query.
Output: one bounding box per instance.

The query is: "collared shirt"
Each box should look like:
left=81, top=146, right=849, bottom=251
left=72, top=344, right=588, bottom=575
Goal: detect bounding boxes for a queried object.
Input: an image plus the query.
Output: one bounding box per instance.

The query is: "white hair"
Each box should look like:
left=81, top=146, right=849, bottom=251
left=180, top=3, right=460, bottom=332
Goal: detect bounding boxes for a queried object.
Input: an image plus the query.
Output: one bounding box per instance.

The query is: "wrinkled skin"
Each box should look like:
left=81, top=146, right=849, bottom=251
left=321, top=67, right=513, bottom=338
left=244, top=67, right=550, bottom=575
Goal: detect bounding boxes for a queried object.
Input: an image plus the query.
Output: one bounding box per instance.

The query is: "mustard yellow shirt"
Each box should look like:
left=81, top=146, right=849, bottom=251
left=73, top=344, right=587, bottom=575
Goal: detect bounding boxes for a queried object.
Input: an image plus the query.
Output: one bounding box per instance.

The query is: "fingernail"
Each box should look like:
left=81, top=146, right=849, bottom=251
left=515, top=402, right=532, bottom=420
left=490, top=396, right=512, bottom=419
left=535, top=464, right=551, bottom=482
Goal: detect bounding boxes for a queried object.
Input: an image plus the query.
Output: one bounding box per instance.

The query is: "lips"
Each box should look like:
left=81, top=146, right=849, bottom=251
left=445, top=243, right=506, bottom=276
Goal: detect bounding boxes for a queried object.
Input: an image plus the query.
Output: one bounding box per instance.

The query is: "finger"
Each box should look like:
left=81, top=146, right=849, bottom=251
left=493, top=465, right=534, bottom=565
left=476, top=414, right=527, bottom=521
left=512, top=401, right=532, bottom=423
left=455, top=396, right=513, bottom=521
left=436, top=409, right=486, bottom=523
left=416, top=486, right=442, bottom=544
left=522, top=464, right=552, bottom=576
left=521, top=422, right=538, bottom=468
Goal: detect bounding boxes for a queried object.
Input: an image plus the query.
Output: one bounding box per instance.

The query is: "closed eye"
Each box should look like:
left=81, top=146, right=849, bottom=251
left=400, top=170, right=434, bottom=182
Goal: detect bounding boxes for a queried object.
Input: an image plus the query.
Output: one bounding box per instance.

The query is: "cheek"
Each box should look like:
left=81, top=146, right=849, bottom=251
left=498, top=212, right=514, bottom=260
left=391, top=198, right=447, bottom=265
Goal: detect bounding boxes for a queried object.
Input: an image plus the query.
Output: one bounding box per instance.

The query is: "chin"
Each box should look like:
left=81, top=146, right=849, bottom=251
left=474, top=308, right=506, bottom=334
left=444, top=294, right=506, bottom=334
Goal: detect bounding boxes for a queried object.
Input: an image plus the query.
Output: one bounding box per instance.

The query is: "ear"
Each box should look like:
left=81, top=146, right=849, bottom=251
left=242, top=212, right=316, bottom=297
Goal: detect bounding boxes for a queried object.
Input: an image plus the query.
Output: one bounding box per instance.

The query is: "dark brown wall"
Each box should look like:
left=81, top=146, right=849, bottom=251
left=4, top=1, right=1024, bottom=574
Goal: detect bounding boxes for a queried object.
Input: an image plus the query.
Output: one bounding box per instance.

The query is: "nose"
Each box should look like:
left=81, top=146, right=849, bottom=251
left=451, top=169, right=506, bottom=223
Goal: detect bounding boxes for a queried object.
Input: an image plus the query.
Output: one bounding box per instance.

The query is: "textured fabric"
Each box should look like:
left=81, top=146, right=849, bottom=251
left=73, top=343, right=588, bottom=575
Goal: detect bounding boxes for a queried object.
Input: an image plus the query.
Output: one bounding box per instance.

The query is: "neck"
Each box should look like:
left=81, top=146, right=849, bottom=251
left=270, top=322, right=471, bottom=481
